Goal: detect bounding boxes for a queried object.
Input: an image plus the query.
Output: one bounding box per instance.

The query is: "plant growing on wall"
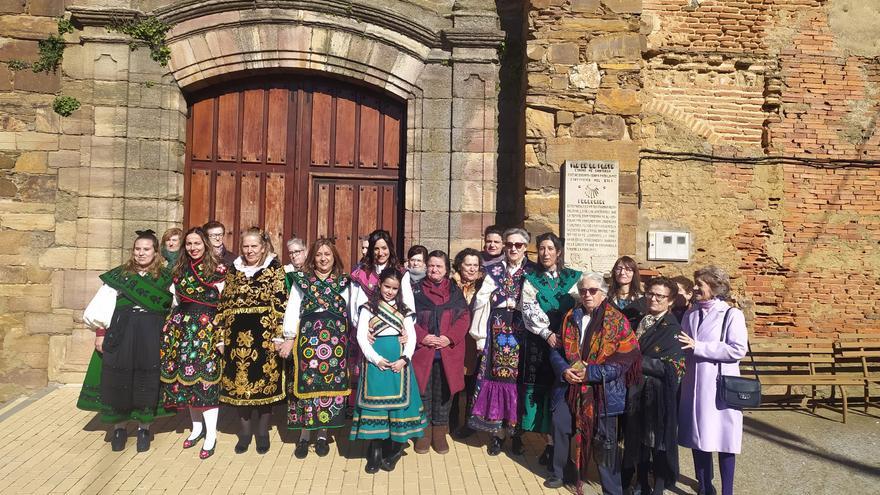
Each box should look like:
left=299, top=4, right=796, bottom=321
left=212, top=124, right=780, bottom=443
left=108, top=15, right=172, bottom=67
left=7, top=18, right=76, bottom=73
left=52, top=96, right=81, bottom=117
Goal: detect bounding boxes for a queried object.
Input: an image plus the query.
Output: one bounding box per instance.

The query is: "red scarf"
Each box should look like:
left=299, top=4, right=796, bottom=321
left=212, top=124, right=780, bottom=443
left=561, top=301, right=641, bottom=494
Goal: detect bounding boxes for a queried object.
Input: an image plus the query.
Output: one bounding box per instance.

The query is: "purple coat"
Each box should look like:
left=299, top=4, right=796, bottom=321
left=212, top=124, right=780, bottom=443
left=677, top=298, right=748, bottom=454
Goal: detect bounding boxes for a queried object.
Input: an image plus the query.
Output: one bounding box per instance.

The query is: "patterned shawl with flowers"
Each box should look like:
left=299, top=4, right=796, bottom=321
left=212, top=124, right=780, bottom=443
left=561, top=301, right=641, bottom=495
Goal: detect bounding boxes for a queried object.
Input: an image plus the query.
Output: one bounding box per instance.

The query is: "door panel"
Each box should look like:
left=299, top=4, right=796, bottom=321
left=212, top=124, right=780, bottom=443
left=184, top=77, right=405, bottom=269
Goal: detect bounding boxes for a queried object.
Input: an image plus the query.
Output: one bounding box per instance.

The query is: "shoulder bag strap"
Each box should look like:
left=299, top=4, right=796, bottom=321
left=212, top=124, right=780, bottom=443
left=718, top=307, right=760, bottom=382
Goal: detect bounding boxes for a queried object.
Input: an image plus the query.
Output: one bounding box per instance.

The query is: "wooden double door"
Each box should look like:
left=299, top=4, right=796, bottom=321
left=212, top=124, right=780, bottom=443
left=184, top=77, right=405, bottom=271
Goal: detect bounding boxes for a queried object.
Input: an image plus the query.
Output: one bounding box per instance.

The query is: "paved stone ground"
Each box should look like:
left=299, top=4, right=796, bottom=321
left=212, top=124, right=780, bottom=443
left=0, top=386, right=878, bottom=494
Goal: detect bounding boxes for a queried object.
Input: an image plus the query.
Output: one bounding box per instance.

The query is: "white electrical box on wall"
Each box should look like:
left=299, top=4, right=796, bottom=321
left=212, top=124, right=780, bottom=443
left=647, top=231, right=690, bottom=262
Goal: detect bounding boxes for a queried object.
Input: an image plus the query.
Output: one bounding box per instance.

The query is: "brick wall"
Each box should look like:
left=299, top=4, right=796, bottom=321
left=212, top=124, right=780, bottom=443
left=637, top=0, right=880, bottom=337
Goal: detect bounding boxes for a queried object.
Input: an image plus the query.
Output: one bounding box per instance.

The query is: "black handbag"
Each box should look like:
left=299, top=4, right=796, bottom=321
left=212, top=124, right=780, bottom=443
left=700, top=308, right=762, bottom=409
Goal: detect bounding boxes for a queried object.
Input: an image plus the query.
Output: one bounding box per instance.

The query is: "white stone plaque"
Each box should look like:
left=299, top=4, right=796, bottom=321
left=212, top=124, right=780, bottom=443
left=562, top=159, right=619, bottom=273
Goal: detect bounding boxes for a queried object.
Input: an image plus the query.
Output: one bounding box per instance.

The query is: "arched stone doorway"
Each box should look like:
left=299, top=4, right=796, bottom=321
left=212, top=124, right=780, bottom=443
left=184, top=75, right=405, bottom=270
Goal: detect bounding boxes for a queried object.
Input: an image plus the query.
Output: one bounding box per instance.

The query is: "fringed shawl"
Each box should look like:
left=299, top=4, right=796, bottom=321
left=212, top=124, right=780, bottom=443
left=561, top=301, right=641, bottom=495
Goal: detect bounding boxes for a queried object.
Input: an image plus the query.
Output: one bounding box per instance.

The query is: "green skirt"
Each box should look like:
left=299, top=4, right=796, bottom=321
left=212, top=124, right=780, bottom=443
left=349, top=336, right=426, bottom=441
left=77, top=351, right=174, bottom=424
left=519, top=383, right=552, bottom=433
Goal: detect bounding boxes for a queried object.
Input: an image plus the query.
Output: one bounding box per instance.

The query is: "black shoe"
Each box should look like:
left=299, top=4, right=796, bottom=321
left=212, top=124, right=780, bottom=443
left=294, top=439, right=309, bottom=459
left=110, top=428, right=127, bottom=452
left=234, top=434, right=251, bottom=454
left=136, top=429, right=151, bottom=453
left=487, top=436, right=503, bottom=456
left=453, top=425, right=475, bottom=439
left=380, top=441, right=404, bottom=472
left=698, top=486, right=717, bottom=495
left=315, top=438, right=330, bottom=457
left=365, top=441, right=382, bottom=474
left=543, top=476, right=564, bottom=489
left=511, top=435, right=525, bottom=455
left=255, top=435, right=270, bottom=455
left=538, top=444, right=553, bottom=465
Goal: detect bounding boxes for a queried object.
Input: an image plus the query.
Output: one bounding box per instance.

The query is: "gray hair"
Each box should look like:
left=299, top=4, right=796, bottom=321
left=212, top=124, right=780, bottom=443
left=578, top=271, right=608, bottom=293
left=286, top=237, right=305, bottom=250
left=502, top=227, right=530, bottom=244
left=694, top=265, right=731, bottom=299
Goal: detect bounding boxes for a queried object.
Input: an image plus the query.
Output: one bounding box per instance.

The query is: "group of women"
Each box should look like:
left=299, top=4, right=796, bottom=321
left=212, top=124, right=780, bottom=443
left=77, top=224, right=748, bottom=495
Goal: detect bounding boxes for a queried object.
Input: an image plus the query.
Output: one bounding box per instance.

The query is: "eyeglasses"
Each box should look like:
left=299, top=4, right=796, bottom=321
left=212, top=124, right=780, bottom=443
left=504, top=242, right=526, bottom=250
left=646, top=292, right=669, bottom=300
left=579, top=287, right=602, bottom=295
left=289, top=249, right=305, bottom=255
left=613, top=266, right=634, bottom=273
left=207, top=233, right=224, bottom=238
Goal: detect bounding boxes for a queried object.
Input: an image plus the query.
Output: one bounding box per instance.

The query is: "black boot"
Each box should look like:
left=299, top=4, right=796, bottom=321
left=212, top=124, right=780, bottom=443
left=255, top=435, right=270, bottom=455
left=136, top=428, right=151, bottom=453
left=381, top=440, right=404, bottom=472
left=511, top=434, right=525, bottom=455
left=365, top=441, right=382, bottom=474
left=487, top=436, right=504, bottom=456
left=234, top=433, right=251, bottom=454
left=538, top=444, right=553, bottom=465
left=110, top=428, right=127, bottom=452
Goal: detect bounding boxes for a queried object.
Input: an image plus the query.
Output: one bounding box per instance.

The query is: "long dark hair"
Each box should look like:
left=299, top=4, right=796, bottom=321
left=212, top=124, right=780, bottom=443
left=172, top=227, right=219, bottom=279
left=363, top=229, right=400, bottom=274
left=535, top=232, right=564, bottom=272
left=367, top=267, right=412, bottom=316
left=609, top=255, right=642, bottom=300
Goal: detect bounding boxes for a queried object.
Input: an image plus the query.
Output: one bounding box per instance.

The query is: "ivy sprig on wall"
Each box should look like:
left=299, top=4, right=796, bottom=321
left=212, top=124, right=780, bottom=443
left=108, top=15, right=172, bottom=67
left=7, top=18, right=75, bottom=73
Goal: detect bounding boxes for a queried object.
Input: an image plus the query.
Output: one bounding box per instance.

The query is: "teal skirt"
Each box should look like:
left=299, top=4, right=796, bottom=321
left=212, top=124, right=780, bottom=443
left=349, top=336, right=427, bottom=441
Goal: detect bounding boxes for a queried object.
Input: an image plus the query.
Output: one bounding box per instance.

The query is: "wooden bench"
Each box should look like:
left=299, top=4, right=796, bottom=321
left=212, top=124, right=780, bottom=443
left=834, top=333, right=880, bottom=413
left=748, top=338, right=864, bottom=423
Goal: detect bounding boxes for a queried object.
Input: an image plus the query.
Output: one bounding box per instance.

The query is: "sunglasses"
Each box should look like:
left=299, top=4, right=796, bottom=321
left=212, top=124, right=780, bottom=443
left=579, top=287, right=602, bottom=295
left=504, top=242, right=526, bottom=250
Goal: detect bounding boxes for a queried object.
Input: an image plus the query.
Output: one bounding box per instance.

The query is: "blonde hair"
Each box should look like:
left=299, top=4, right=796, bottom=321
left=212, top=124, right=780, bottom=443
left=240, top=227, right=274, bottom=266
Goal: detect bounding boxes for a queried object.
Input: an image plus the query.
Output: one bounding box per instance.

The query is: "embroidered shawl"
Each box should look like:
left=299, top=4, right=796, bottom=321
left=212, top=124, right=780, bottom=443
left=561, top=301, right=641, bottom=495
left=100, top=265, right=173, bottom=313
left=174, top=258, right=227, bottom=306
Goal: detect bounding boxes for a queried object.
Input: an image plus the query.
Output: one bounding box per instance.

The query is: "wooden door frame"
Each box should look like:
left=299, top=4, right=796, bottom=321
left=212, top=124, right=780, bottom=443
left=183, top=72, right=407, bottom=265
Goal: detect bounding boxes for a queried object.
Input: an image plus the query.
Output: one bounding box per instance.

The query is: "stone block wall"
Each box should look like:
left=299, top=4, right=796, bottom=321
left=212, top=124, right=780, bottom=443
left=0, top=1, right=186, bottom=402
left=524, top=0, right=643, bottom=255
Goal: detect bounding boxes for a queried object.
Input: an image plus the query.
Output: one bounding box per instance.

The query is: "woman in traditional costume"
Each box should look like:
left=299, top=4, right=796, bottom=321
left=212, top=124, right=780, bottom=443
left=159, top=227, right=227, bottom=459
left=77, top=229, right=174, bottom=453
left=550, top=272, right=641, bottom=493
left=215, top=227, right=287, bottom=455
left=449, top=247, right=484, bottom=439
left=411, top=250, right=471, bottom=455
left=520, top=233, right=581, bottom=469
left=468, top=227, right=536, bottom=456
left=280, top=238, right=352, bottom=458
left=349, top=230, right=415, bottom=406
left=350, top=268, right=426, bottom=473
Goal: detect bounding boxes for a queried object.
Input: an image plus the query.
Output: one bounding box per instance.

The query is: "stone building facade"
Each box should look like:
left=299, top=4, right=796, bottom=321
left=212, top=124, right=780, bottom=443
left=0, top=0, right=878, bottom=401
left=524, top=0, right=879, bottom=340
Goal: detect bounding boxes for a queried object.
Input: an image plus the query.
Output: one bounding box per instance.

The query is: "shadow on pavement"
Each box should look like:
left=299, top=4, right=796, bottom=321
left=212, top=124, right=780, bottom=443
left=743, top=414, right=880, bottom=477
